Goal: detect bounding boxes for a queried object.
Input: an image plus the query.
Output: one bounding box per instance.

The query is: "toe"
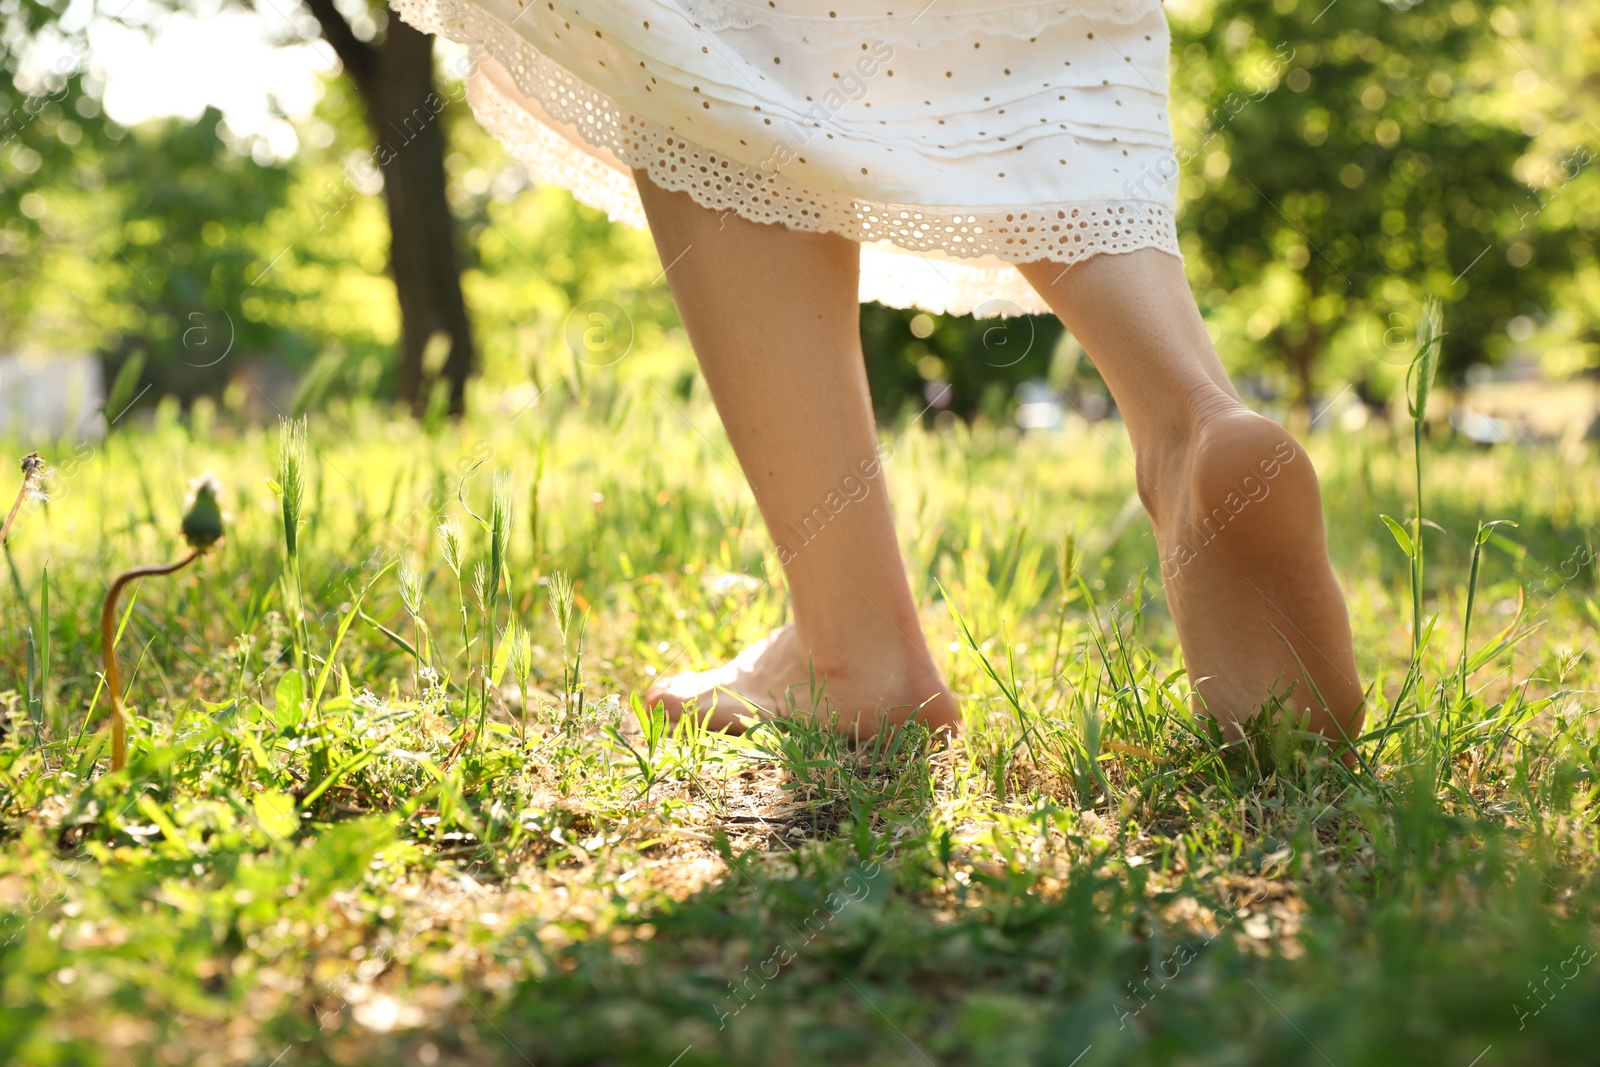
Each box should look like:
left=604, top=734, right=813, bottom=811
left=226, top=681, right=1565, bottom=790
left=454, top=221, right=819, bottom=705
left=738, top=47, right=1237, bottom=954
left=646, top=672, right=757, bottom=733
left=642, top=679, right=684, bottom=720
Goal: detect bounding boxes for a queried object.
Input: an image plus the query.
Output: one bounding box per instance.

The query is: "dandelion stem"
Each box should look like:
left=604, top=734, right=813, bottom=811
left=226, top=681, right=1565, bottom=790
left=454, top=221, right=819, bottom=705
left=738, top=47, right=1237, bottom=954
left=100, top=550, right=201, bottom=771
left=1, top=486, right=28, bottom=547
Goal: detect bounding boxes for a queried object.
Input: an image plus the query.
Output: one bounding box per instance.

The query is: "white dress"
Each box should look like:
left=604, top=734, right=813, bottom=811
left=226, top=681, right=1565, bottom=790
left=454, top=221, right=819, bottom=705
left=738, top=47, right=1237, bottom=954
left=388, top=0, right=1182, bottom=316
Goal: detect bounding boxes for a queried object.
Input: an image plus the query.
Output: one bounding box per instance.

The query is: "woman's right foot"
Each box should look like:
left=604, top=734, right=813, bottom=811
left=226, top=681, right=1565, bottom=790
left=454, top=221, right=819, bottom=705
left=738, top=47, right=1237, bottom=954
left=1144, top=400, right=1366, bottom=746
left=645, top=622, right=960, bottom=739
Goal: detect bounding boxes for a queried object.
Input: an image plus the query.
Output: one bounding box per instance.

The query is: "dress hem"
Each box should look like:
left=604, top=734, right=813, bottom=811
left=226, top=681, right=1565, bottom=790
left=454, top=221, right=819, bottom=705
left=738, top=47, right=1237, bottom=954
left=394, top=0, right=1183, bottom=316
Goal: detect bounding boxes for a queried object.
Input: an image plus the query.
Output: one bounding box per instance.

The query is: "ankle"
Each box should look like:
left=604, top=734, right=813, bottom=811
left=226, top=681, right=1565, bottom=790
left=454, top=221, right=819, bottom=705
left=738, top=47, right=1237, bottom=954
left=1132, top=381, right=1239, bottom=522
left=787, top=622, right=936, bottom=691
left=803, top=634, right=933, bottom=683
left=1134, top=388, right=1312, bottom=534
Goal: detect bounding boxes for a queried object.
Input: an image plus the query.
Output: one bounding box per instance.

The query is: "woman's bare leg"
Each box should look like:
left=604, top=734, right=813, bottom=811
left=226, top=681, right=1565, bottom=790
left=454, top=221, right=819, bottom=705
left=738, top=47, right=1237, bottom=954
left=1018, top=250, right=1365, bottom=745
left=633, top=172, right=956, bottom=738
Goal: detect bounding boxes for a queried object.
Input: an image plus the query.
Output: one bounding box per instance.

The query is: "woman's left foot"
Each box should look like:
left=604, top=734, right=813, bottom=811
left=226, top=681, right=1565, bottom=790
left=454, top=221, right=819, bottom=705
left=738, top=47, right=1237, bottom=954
left=1144, top=401, right=1366, bottom=745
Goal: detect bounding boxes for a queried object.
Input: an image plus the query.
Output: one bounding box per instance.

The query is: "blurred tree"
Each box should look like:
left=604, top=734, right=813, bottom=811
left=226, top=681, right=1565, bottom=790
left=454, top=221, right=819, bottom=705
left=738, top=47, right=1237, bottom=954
left=1165, top=0, right=1584, bottom=413
left=0, top=0, right=113, bottom=352
left=860, top=305, right=1062, bottom=425
left=249, top=0, right=467, bottom=415
left=864, top=0, right=1600, bottom=424
left=98, top=107, right=305, bottom=400
left=1507, top=3, right=1600, bottom=380
left=291, top=0, right=475, bottom=415
left=4, top=0, right=315, bottom=405
left=5, top=0, right=480, bottom=413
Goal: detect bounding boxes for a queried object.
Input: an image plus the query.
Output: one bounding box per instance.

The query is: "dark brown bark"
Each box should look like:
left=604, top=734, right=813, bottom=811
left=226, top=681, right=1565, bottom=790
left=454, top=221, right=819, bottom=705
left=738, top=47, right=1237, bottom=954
left=303, top=0, right=475, bottom=415
left=1287, top=324, right=1319, bottom=428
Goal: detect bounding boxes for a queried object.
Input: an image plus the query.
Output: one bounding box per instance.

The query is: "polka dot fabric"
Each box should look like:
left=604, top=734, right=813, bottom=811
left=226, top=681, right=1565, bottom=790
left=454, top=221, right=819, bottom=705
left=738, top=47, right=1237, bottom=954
left=390, top=0, right=1183, bottom=316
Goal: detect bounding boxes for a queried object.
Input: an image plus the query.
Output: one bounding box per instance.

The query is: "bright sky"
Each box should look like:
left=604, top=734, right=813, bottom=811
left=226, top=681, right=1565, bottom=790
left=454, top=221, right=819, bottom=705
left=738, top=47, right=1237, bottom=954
left=90, top=7, right=334, bottom=132
left=11, top=0, right=414, bottom=155
left=66, top=2, right=472, bottom=157
left=79, top=1, right=336, bottom=160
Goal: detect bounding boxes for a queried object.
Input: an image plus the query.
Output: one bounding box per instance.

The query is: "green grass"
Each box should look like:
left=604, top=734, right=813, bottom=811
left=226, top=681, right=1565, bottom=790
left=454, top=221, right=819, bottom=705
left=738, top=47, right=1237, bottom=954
left=1, top=378, right=1597, bottom=1067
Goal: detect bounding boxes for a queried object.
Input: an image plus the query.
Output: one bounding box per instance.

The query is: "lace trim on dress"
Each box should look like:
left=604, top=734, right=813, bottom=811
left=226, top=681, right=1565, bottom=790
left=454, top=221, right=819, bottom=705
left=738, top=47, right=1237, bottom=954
left=392, top=0, right=1180, bottom=315
left=464, top=72, right=1063, bottom=315
left=676, top=0, right=1160, bottom=50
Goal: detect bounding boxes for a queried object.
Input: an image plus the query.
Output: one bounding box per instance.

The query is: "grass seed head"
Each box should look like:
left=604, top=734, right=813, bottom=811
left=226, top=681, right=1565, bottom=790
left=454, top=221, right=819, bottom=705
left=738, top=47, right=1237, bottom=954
left=490, top=470, right=512, bottom=586
left=473, top=560, right=491, bottom=613
left=181, top=472, right=226, bottom=552
left=549, top=570, right=575, bottom=643
left=438, top=517, right=463, bottom=578
left=399, top=555, right=424, bottom=619
left=505, top=618, right=531, bottom=682
left=1409, top=297, right=1445, bottom=419
left=277, top=416, right=308, bottom=558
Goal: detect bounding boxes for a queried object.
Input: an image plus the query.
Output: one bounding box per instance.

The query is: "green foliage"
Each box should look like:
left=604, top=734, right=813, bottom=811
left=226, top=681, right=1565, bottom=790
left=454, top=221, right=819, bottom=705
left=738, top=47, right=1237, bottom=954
left=0, top=0, right=116, bottom=351
left=97, top=107, right=305, bottom=400
left=1167, top=0, right=1596, bottom=402
left=861, top=306, right=1066, bottom=423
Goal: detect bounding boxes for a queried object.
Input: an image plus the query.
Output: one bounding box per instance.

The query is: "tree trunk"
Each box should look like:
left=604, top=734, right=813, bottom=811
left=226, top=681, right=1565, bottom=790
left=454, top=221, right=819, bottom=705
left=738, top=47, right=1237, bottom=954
left=1287, top=324, right=1320, bottom=431
left=303, top=0, right=475, bottom=415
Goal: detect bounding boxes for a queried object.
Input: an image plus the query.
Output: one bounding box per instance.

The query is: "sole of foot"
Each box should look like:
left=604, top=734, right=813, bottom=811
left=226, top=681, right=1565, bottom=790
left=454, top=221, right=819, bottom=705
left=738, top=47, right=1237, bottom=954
left=644, top=623, right=960, bottom=741
left=1150, top=403, right=1366, bottom=749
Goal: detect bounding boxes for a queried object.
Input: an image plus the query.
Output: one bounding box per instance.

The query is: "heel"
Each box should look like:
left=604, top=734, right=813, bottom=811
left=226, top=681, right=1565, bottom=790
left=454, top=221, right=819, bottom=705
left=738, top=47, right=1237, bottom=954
left=1188, top=412, right=1324, bottom=554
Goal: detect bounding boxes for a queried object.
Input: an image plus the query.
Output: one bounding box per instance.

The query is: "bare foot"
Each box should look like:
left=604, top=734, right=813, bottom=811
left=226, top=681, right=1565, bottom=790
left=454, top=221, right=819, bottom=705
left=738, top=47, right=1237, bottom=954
left=1146, top=402, right=1365, bottom=746
left=644, top=622, right=959, bottom=739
